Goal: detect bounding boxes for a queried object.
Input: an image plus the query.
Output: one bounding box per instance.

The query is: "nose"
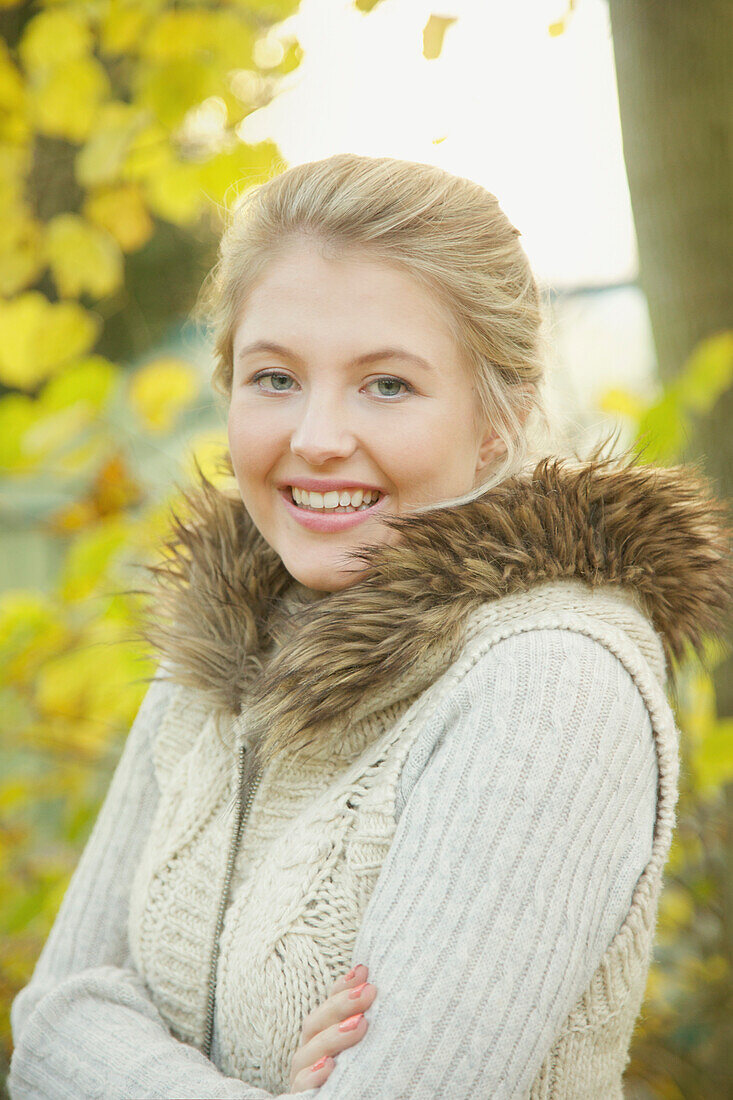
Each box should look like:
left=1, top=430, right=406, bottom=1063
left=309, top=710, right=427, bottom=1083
left=289, top=392, right=358, bottom=466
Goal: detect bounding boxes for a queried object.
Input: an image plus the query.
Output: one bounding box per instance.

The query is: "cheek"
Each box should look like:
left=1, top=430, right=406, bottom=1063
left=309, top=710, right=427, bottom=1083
left=387, top=407, right=471, bottom=488
left=227, top=399, right=281, bottom=484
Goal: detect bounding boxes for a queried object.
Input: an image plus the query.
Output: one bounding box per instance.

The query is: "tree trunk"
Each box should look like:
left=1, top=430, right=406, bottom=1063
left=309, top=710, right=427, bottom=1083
left=607, top=0, right=732, bottom=709
left=608, top=5, right=733, bottom=1094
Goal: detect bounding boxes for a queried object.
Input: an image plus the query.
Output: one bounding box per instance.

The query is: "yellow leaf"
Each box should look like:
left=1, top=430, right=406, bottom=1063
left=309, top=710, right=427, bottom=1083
left=422, top=15, right=458, bottom=61
left=548, top=1, right=576, bottom=37
left=197, top=139, right=283, bottom=206
left=636, top=392, right=687, bottom=464
left=0, top=779, right=35, bottom=815
left=185, top=429, right=231, bottom=486
left=0, top=144, right=31, bottom=213
left=87, top=452, right=143, bottom=518
left=129, top=357, right=200, bottom=432
left=691, top=719, right=733, bottom=794
left=35, top=644, right=132, bottom=741
left=676, top=331, right=733, bottom=415
left=49, top=452, right=142, bottom=531
left=203, top=11, right=256, bottom=72
left=140, top=10, right=220, bottom=61
left=133, top=57, right=221, bottom=130
left=41, top=356, right=118, bottom=413
left=134, top=497, right=182, bottom=555
left=121, top=119, right=176, bottom=183
left=29, top=56, right=110, bottom=143
left=36, top=299, right=102, bottom=378
left=54, top=432, right=110, bottom=476
left=245, top=0, right=300, bottom=17
left=19, top=8, right=92, bottom=72
left=0, top=393, right=39, bottom=470
left=75, top=102, right=148, bottom=188
left=44, top=213, right=124, bottom=299
left=0, top=292, right=101, bottom=390
left=597, top=386, right=646, bottom=421
left=0, top=206, right=44, bottom=294
left=141, top=158, right=205, bottom=225
left=23, top=403, right=93, bottom=461
left=99, top=0, right=152, bottom=56
left=60, top=518, right=129, bottom=601
left=0, top=590, right=67, bottom=685
left=137, top=9, right=255, bottom=70
left=658, top=885, right=694, bottom=931
left=0, top=40, right=29, bottom=143
left=83, top=182, right=153, bottom=251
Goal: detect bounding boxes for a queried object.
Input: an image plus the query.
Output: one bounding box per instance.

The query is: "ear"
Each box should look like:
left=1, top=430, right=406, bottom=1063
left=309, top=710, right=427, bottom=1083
left=475, top=427, right=507, bottom=473
left=474, top=384, right=536, bottom=475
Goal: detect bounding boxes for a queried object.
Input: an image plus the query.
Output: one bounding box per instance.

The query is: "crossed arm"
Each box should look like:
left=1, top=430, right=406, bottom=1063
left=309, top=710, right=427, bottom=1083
left=9, top=628, right=658, bottom=1099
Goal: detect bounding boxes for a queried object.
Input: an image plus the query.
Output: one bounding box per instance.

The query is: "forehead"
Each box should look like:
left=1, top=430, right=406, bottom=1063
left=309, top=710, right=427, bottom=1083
left=232, top=240, right=463, bottom=364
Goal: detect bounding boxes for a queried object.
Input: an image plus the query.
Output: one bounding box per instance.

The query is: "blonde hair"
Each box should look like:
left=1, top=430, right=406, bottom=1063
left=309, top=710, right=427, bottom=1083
left=194, top=153, right=556, bottom=513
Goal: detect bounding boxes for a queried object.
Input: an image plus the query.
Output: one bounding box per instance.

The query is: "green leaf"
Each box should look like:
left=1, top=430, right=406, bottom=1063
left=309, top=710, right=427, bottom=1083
left=692, top=719, right=733, bottom=794
left=636, top=391, right=689, bottom=464
left=676, top=331, right=733, bottom=415
left=0, top=393, right=38, bottom=470
left=60, top=518, right=129, bottom=602
left=41, top=356, right=119, bottom=414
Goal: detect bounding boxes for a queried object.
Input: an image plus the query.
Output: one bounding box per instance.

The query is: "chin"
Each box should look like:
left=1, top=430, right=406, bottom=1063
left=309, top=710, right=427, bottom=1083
left=285, top=556, right=368, bottom=594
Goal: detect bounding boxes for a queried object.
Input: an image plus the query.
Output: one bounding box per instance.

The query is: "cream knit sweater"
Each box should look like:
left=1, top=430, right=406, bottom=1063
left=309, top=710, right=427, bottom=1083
left=11, top=581, right=669, bottom=1099
left=10, top=453, right=732, bottom=1099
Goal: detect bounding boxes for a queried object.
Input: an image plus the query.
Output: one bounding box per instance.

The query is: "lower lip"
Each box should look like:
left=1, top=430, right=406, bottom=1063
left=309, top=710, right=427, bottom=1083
left=279, top=489, right=387, bottom=532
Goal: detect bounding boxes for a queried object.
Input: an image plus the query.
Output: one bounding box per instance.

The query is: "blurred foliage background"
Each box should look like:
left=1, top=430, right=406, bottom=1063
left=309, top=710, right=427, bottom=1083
left=0, top=1, right=731, bottom=1098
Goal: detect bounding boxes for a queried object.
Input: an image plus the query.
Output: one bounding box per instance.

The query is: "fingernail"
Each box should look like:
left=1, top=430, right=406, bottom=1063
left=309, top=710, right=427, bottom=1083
left=339, top=1013, right=364, bottom=1032
left=343, top=966, right=358, bottom=981
left=348, top=981, right=368, bottom=999
left=310, top=1056, right=328, bottom=1071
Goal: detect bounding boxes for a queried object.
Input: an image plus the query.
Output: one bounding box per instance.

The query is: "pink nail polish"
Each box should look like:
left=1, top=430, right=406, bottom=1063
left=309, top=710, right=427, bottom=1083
left=310, top=1056, right=328, bottom=1071
left=348, top=981, right=368, bottom=999
left=339, top=1012, right=364, bottom=1032
left=343, top=966, right=357, bottom=981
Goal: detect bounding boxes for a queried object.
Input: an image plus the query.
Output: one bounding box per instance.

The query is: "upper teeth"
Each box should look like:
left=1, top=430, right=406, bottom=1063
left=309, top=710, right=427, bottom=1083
left=291, top=487, right=379, bottom=509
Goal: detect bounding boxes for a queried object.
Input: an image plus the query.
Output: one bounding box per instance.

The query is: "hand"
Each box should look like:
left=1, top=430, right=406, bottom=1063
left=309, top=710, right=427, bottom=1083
left=288, top=964, right=378, bottom=1092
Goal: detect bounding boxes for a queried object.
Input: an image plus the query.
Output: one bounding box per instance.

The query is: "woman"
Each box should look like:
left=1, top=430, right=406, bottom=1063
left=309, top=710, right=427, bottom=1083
left=9, top=154, right=732, bottom=1099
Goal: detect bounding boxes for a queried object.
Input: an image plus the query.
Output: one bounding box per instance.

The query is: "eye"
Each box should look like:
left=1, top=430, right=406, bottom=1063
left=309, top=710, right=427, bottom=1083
left=251, top=370, right=296, bottom=392
left=366, top=376, right=413, bottom=399
left=248, top=370, right=413, bottom=399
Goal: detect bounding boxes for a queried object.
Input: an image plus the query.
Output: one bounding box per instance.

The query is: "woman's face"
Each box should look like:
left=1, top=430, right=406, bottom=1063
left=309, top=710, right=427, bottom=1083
left=228, top=238, right=505, bottom=592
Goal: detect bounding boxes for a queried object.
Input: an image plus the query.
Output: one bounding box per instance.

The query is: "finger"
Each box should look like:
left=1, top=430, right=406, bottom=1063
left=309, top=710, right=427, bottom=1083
left=291, top=1008, right=371, bottom=1083
left=301, top=966, right=369, bottom=1042
left=299, top=979, right=376, bottom=1044
left=328, top=963, right=369, bottom=997
left=291, top=1054, right=334, bottom=1093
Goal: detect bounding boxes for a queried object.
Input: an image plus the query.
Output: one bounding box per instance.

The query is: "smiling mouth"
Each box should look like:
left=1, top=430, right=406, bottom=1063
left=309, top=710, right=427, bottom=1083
left=286, top=487, right=384, bottom=514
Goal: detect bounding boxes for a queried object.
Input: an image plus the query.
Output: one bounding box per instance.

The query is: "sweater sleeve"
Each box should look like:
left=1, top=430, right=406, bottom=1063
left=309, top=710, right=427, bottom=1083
left=7, top=675, right=298, bottom=1100
left=311, top=627, right=659, bottom=1099
left=9, top=629, right=659, bottom=1100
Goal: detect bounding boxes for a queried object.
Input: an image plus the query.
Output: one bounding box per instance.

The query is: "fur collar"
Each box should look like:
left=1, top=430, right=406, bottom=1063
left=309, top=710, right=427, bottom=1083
left=145, top=449, right=732, bottom=767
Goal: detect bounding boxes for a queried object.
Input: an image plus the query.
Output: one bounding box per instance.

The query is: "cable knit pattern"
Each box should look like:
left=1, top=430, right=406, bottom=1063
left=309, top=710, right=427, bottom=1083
left=11, top=447, right=732, bottom=1099
left=10, top=581, right=677, bottom=1099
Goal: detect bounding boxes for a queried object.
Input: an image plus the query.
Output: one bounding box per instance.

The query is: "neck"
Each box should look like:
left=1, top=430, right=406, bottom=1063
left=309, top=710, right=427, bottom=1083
left=287, top=578, right=331, bottom=602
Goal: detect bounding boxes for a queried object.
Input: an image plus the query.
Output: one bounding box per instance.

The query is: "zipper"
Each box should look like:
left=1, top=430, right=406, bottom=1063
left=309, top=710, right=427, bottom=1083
left=202, top=740, right=264, bottom=1060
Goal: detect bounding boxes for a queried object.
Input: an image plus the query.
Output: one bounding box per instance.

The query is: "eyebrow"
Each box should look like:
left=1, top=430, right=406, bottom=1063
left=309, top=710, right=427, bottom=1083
left=236, top=340, right=433, bottom=372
